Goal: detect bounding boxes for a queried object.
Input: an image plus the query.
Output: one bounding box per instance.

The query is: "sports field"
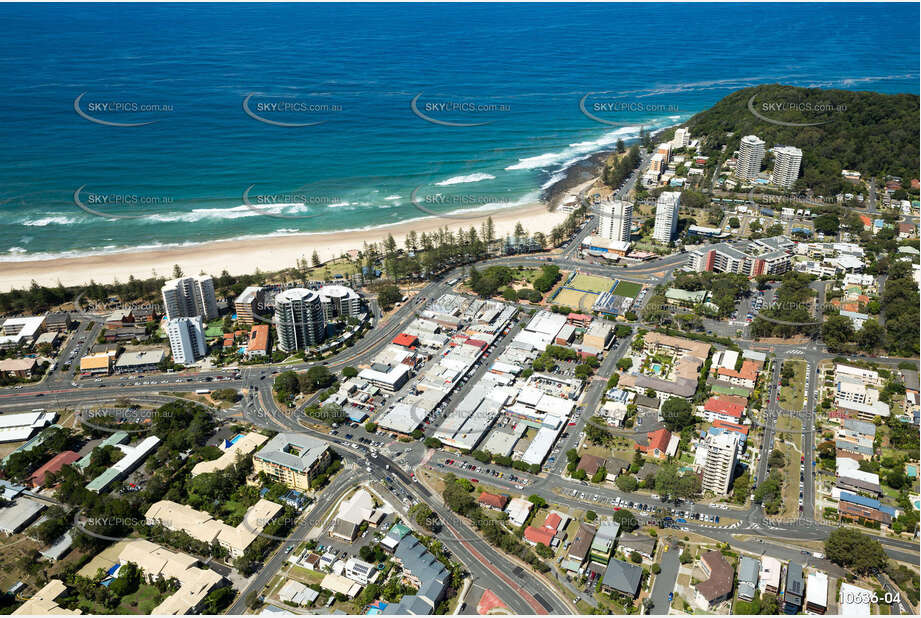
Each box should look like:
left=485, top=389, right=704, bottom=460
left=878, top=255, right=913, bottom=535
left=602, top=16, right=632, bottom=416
left=568, top=273, right=616, bottom=294
left=553, top=288, right=598, bottom=310
left=612, top=280, right=643, bottom=298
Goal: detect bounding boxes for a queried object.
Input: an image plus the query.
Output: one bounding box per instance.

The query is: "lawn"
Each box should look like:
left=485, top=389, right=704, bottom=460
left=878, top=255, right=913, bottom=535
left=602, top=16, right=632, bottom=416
left=78, top=583, right=165, bottom=615
left=775, top=415, right=803, bottom=437
left=779, top=360, right=806, bottom=411
left=613, top=280, right=643, bottom=299
left=779, top=442, right=802, bottom=519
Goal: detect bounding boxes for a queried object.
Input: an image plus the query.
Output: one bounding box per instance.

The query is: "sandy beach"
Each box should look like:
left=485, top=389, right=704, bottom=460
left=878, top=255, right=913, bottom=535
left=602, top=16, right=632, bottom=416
left=0, top=202, right=570, bottom=292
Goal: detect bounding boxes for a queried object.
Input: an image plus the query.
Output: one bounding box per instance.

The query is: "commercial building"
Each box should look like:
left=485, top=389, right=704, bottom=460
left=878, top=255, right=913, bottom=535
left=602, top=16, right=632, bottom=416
left=274, top=288, right=326, bottom=352
left=145, top=499, right=282, bottom=558
left=79, top=351, right=115, bottom=375
left=772, top=146, right=803, bottom=189
left=118, top=539, right=224, bottom=615
left=161, top=275, right=218, bottom=321
left=114, top=349, right=165, bottom=374
left=234, top=286, right=266, bottom=325
left=433, top=384, right=510, bottom=451
left=653, top=191, right=680, bottom=243
left=166, top=316, right=207, bottom=365
left=0, top=316, right=45, bottom=349
left=701, top=431, right=740, bottom=495
left=0, top=410, right=56, bottom=443
left=253, top=432, right=331, bottom=491
left=358, top=362, right=411, bottom=392
left=331, top=489, right=386, bottom=541
left=583, top=320, right=614, bottom=350
left=735, top=135, right=765, bottom=181
left=43, top=312, right=73, bottom=333
left=597, top=200, right=633, bottom=243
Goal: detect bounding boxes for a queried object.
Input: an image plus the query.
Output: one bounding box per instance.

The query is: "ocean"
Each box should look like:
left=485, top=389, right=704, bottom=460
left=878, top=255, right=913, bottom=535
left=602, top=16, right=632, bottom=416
left=0, top=2, right=918, bottom=261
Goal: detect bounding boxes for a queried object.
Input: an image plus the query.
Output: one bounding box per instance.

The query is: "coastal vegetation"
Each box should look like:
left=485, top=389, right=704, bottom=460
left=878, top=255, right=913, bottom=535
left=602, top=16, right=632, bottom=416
left=685, top=84, right=919, bottom=194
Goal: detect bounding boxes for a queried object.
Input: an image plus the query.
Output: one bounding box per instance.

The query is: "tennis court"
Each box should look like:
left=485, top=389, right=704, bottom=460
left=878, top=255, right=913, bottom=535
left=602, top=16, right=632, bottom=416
left=612, top=280, right=643, bottom=298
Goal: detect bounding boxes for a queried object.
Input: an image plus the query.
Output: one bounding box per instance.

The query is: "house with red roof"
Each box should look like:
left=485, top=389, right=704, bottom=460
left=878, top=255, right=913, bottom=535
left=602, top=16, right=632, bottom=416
left=701, top=396, right=745, bottom=423
left=859, top=215, right=872, bottom=231
left=30, top=450, right=81, bottom=488
left=635, top=428, right=678, bottom=459
left=715, top=360, right=760, bottom=389
left=477, top=491, right=509, bottom=511
left=524, top=512, right=565, bottom=547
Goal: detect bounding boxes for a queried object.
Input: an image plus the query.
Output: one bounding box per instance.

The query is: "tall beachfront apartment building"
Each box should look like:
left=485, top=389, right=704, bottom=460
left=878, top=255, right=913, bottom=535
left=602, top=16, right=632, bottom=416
left=701, top=431, right=740, bottom=495
left=167, top=316, right=207, bottom=365
left=653, top=191, right=681, bottom=243
left=772, top=146, right=803, bottom=189
left=735, top=135, right=765, bottom=182
left=597, top=200, right=633, bottom=243
left=162, top=275, right=218, bottom=321
left=274, top=288, right=325, bottom=352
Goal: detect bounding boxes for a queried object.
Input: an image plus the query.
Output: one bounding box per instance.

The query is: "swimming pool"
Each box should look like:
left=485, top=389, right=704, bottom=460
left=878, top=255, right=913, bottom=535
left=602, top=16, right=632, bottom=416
left=652, top=363, right=663, bottom=374
left=228, top=434, right=245, bottom=445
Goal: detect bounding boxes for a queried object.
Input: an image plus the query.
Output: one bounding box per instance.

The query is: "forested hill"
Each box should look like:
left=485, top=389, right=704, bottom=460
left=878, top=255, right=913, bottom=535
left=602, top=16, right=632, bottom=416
left=685, top=85, right=919, bottom=194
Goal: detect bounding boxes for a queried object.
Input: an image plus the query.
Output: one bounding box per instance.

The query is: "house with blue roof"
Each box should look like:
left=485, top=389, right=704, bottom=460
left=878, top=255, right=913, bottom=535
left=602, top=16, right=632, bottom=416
left=838, top=491, right=897, bottom=526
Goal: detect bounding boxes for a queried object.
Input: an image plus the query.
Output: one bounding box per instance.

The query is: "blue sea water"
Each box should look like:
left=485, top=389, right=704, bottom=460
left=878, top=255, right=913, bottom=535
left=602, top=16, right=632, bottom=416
left=0, top=2, right=917, bottom=261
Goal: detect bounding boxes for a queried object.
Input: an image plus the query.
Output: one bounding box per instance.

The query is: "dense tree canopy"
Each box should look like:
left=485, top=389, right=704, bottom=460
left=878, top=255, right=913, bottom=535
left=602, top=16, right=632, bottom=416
left=686, top=85, right=919, bottom=194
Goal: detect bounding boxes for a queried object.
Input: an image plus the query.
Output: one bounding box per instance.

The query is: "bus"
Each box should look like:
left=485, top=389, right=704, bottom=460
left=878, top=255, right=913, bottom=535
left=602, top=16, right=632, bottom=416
left=195, top=389, right=211, bottom=395
left=446, top=277, right=460, bottom=286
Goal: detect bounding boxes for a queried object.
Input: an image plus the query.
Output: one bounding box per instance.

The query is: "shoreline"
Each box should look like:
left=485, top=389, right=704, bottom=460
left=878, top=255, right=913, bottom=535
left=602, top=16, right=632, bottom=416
left=0, top=201, right=571, bottom=292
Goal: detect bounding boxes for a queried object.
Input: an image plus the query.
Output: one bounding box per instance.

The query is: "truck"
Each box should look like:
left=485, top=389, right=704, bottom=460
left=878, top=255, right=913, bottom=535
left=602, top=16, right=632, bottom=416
left=812, top=552, right=825, bottom=559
